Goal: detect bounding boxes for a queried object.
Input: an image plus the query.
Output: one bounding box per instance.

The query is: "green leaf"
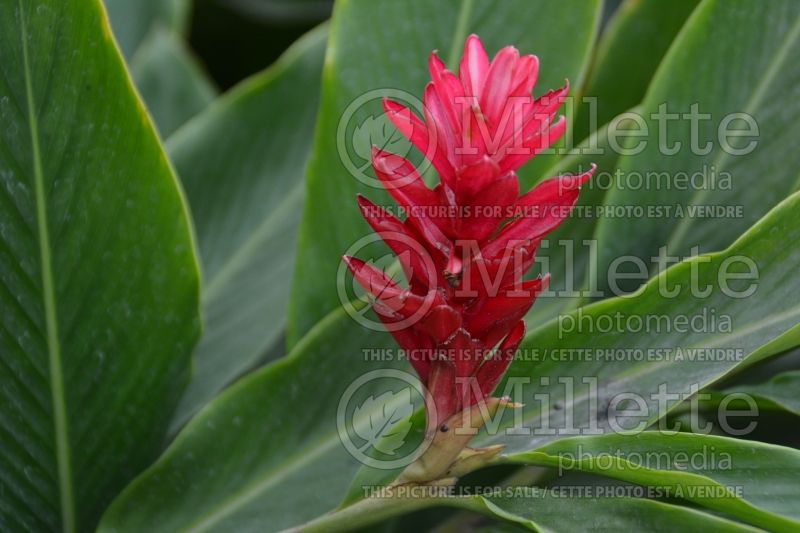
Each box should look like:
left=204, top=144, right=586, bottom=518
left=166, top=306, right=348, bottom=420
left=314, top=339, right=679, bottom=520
left=594, top=0, right=800, bottom=295
left=572, top=0, right=700, bottom=142
left=462, top=492, right=757, bottom=533
left=718, top=370, right=800, bottom=416
left=523, top=109, right=638, bottom=330
left=129, top=27, right=217, bottom=138
left=98, top=309, right=409, bottom=533
left=506, top=433, right=800, bottom=532
left=165, top=25, right=327, bottom=431
left=103, top=0, right=190, bottom=59
left=481, top=190, right=800, bottom=455
left=288, top=0, right=602, bottom=347
left=0, top=1, right=201, bottom=531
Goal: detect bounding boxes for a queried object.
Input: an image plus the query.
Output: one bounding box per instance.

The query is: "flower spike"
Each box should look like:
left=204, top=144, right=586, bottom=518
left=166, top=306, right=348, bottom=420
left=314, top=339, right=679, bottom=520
left=343, top=34, right=595, bottom=482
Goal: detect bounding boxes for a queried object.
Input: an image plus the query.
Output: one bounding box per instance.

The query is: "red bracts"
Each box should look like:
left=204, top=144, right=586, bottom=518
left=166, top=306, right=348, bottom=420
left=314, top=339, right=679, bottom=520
left=343, top=35, right=594, bottom=432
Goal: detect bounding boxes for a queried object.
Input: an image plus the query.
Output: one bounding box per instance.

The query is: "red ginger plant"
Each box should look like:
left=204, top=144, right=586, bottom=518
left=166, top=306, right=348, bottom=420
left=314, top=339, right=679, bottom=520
left=343, top=35, right=594, bottom=481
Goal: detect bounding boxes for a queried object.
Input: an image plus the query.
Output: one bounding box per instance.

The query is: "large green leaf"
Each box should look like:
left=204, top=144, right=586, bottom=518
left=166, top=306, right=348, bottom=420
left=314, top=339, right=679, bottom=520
left=0, top=1, right=201, bottom=531
left=288, top=0, right=602, bottom=346
left=129, top=27, right=218, bottom=138
left=572, top=0, right=699, bottom=143
left=99, top=309, right=403, bottom=533
left=594, top=0, right=800, bottom=295
left=507, top=433, right=800, bottom=531
left=165, top=25, right=328, bottom=431
left=481, top=190, right=800, bottom=454
left=103, top=0, right=190, bottom=59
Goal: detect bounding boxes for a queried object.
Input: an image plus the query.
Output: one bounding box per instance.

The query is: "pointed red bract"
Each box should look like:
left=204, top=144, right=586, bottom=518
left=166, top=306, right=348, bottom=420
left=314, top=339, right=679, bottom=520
left=344, top=35, right=595, bottom=426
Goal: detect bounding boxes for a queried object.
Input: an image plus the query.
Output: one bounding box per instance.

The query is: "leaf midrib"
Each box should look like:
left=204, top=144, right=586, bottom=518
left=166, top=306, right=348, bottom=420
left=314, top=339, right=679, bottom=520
left=202, top=183, right=303, bottom=302
left=18, top=2, right=75, bottom=532
left=445, top=0, right=475, bottom=67
left=184, top=435, right=340, bottom=533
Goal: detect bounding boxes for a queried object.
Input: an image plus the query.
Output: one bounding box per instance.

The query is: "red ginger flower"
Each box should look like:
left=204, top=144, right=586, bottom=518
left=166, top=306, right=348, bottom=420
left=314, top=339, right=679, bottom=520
left=344, top=35, right=594, bottom=436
